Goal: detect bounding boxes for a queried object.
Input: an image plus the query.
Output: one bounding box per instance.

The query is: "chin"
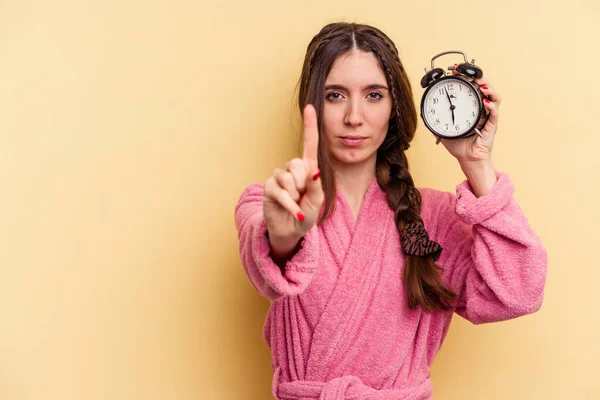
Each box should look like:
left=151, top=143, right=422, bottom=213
left=331, top=148, right=374, bottom=165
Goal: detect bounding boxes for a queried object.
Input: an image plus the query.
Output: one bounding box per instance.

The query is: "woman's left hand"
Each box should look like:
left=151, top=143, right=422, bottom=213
left=439, top=67, right=501, bottom=163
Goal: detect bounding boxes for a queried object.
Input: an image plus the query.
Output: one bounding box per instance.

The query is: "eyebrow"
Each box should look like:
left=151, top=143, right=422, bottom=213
left=324, top=83, right=389, bottom=91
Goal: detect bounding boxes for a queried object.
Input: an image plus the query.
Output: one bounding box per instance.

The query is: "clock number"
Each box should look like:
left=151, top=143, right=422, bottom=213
left=455, top=125, right=460, bottom=131
left=472, top=111, right=476, bottom=117
left=433, top=98, right=438, bottom=104
left=468, top=90, right=472, bottom=96
left=439, top=88, right=444, bottom=95
left=448, top=83, right=454, bottom=90
left=445, top=124, right=449, bottom=130
left=435, top=118, right=440, bottom=125
left=472, top=100, right=477, bottom=106
left=430, top=109, right=435, bottom=115
left=459, top=85, right=462, bottom=91
left=466, top=120, right=471, bottom=126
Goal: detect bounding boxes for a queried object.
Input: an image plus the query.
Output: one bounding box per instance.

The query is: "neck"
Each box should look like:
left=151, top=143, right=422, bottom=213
left=332, top=153, right=377, bottom=205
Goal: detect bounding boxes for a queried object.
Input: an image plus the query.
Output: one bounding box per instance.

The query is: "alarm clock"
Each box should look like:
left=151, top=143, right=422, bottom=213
left=419, top=50, right=490, bottom=144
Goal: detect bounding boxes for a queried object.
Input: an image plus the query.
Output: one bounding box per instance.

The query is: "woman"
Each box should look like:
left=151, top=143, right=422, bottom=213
left=234, top=22, right=547, bottom=399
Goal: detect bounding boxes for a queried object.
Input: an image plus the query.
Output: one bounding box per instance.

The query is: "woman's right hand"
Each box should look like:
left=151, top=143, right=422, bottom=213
left=263, top=104, right=324, bottom=250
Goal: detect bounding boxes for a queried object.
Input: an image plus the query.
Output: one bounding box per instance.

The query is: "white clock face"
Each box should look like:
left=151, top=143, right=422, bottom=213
left=423, top=78, right=481, bottom=138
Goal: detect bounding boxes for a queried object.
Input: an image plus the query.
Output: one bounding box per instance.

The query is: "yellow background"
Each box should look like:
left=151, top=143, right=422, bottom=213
left=1, top=1, right=598, bottom=399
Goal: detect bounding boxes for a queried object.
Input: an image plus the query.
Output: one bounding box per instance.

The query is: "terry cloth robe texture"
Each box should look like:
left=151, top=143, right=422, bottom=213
left=234, top=171, right=547, bottom=400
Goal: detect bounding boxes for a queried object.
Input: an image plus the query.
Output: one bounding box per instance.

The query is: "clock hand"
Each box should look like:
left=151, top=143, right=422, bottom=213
left=445, top=88, right=455, bottom=125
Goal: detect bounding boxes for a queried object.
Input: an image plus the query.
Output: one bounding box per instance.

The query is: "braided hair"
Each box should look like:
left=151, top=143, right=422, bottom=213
left=296, top=22, right=457, bottom=312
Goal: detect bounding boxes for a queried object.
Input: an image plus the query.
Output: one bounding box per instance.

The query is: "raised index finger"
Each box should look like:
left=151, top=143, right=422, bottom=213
left=302, top=104, right=319, bottom=164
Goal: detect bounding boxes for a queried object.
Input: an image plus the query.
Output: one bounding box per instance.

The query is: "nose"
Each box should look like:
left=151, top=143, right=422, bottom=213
left=343, top=99, right=364, bottom=127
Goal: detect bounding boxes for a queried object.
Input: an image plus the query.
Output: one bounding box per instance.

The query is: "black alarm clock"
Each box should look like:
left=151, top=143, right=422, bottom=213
left=419, top=51, right=490, bottom=144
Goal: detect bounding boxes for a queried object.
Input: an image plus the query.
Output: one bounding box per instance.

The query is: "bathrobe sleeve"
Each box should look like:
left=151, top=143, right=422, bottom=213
left=429, top=171, right=548, bottom=325
left=234, top=183, right=320, bottom=301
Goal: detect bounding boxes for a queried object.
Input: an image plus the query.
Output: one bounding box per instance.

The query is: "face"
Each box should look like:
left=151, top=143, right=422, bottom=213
left=322, top=49, right=393, bottom=168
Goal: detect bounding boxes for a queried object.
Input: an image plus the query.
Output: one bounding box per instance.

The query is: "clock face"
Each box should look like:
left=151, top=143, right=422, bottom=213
left=422, top=77, right=482, bottom=138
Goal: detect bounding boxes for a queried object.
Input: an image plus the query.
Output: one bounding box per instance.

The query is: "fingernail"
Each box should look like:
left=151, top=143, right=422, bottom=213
left=481, top=85, right=488, bottom=90
left=312, top=170, right=321, bottom=180
left=297, top=211, right=305, bottom=221
left=484, top=98, right=490, bottom=103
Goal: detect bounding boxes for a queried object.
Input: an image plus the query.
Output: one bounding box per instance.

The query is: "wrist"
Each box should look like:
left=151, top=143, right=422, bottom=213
left=459, top=158, right=497, bottom=198
left=267, top=230, right=303, bottom=263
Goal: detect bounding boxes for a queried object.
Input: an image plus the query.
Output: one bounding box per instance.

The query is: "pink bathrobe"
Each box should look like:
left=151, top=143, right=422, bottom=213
left=234, top=171, right=547, bottom=400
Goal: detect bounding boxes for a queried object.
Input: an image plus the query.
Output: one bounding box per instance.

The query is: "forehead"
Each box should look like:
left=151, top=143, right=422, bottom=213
left=326, top=50, right=387, bottom=86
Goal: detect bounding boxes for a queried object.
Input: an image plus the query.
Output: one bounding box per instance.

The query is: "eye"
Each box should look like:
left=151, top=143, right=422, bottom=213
left=368, top=92, right=383, bottom=100
left=326, top=92, right=343, bottom=101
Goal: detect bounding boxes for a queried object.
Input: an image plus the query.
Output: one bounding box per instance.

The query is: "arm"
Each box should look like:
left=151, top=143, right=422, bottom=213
left=234, top=183, right=320, bottom=301
left=430, top=171, right=548, bottom=324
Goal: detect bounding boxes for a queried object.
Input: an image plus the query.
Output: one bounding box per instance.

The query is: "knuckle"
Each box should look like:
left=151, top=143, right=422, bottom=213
left=264, top=178, right=274, bottom=195
left=272, top=186, right=285, bottom=203
left=304, top=159, right=316, bottom=173
left=287, top=158, right=300, bottom=167
left=289, top=158, right=304, bottom=172
left=282, top=171, right=295, bottom=186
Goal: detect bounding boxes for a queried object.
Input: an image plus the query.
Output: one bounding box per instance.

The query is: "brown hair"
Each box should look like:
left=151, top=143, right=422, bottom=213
left=296, top=22, right=457, bottom=312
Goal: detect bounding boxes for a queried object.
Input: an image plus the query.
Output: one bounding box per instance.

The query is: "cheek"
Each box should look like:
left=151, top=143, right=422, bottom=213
left=322, top=105, right=345, bottom=132
left=376, top=101, right=393, bottom=120
left=370, top=107, right=392, bottom=130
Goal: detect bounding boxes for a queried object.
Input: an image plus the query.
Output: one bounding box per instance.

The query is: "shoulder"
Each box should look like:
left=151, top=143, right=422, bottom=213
left=417, top=186, right=456, bottom=222
left=237, top=182, right=265, bottom=202
left=234, top=182, right=266, bottom=229
left=234, top=182, right=265, bottom=217
left=416, top=186, right=459, bottom=240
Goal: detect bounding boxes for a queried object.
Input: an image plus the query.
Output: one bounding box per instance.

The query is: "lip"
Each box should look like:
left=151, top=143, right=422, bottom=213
left=339, top=137, right=366, bottom=147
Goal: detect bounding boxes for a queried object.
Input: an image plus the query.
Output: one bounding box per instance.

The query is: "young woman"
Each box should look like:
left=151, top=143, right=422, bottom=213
left=234, top=22, right=547, bottom=399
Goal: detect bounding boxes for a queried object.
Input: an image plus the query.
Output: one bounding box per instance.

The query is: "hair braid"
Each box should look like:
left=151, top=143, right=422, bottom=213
left=370, top=45, right=407, bottom=151
left=369, top=29, right=457, bottom=312
left=297, top=21, right=457, bottom=312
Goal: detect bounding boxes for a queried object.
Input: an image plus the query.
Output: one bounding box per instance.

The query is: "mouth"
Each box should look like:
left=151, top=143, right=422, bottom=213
left=338, top=136, right=367, bottom=147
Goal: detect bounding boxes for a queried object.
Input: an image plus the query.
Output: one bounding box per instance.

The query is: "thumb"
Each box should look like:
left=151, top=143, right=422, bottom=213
left=302, top=161, right=324, bottom=212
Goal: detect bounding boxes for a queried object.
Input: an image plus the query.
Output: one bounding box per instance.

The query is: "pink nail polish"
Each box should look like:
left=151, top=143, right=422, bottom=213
left=481, top=85, right=488, bottom=90
left=297, top=211, right=305, bottom=221
left=484, top=98, right=490, bottom=103
left=312, top=170, right=321, bottom=181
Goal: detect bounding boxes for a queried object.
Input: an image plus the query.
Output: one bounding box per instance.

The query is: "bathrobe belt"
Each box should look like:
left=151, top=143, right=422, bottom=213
left=276, top=372, right=432, bottom=400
